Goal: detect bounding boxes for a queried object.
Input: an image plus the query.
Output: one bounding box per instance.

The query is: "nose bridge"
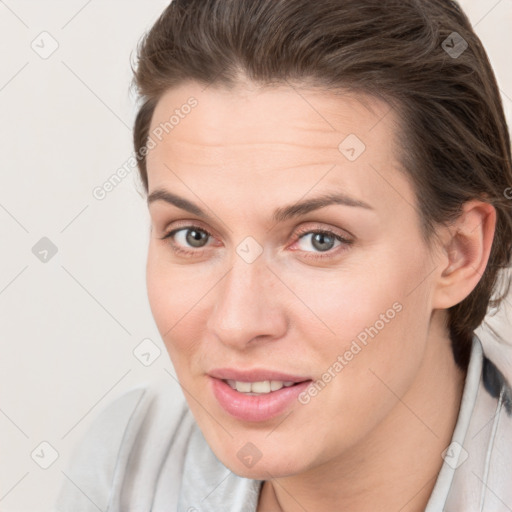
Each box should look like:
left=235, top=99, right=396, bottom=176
left=206, top=251, right=285, bottom=347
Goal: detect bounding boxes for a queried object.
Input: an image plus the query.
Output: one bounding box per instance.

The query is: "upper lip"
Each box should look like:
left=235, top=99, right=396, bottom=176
left=208, top=368, right=311, bottom=383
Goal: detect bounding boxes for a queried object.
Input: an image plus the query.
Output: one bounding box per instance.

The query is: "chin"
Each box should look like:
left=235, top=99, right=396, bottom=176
left=227, top=457, right=303, bottom=480
left=209, top=436, right=309, bottom=480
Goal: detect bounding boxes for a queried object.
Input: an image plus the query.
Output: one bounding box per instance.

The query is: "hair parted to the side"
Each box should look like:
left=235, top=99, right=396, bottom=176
left=131, top=0, right=512, bottom=370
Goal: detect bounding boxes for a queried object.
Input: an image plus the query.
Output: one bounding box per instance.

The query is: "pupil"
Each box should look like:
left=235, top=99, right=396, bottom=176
left=187, top=229, right=207, bottom=248
left=313, top=233, right=334, bottom=252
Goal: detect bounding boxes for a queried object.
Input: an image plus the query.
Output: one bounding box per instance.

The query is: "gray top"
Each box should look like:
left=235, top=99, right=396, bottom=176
left=55, top=335, right=512, bottom=511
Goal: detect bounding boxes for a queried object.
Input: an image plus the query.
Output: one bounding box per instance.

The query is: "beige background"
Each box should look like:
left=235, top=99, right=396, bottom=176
left=0, top=1, right=511, bottom=510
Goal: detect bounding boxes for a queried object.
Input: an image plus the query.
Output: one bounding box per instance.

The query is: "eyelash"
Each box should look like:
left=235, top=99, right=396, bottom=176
left=160, top=224, right=353, bottom=260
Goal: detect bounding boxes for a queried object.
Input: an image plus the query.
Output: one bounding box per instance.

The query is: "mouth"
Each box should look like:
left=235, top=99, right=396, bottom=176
left=208, top=369, right=312, bottom=422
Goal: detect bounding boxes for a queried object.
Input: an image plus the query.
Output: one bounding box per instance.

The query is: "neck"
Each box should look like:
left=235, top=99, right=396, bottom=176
left=257, top=315, right=467, bottom=512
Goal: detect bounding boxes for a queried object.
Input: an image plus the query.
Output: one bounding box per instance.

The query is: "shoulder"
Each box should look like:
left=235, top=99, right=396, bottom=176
left=55, top=379, right=195, bottom=512
left=440, top=335, right=512, bottom=510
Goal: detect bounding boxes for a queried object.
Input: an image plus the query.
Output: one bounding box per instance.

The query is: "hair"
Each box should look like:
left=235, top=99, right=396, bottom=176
left=131, top=0, right=512, bottom=370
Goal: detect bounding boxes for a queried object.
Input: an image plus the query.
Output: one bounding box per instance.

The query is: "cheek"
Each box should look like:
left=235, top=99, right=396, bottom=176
left=290, top=247, right=433, bottom=410
left=146, top=246, right=172, bottom=331
left=308, top=256, right=432, bottom=404
left=287, top=253, right=428, bottom=356
left=146, top=246, right=193, bottom=354
left=146, top=249, right=227, bottom=409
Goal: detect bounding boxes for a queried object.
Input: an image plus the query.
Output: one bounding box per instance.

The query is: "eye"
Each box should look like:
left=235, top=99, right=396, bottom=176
left=292, top=227, right=352, bottom=259
left=161, top=225, right=214, bottom=255
left=160, top=223, right=352, bottom=260
left=297, top=231, right=339, bottom=252
left=173, top=227, right=210, bottom=248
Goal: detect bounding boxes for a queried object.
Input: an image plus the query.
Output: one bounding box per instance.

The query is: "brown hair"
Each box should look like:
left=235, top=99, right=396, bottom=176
left=131, top=0, right=512, bottom=370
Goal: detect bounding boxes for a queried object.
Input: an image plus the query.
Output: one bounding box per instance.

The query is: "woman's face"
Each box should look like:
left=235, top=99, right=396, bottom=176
left=145, top=81, right=443, bottom=478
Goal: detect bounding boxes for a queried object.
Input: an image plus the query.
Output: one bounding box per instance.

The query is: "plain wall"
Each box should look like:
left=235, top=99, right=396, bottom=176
left=0, top=1, right=511, bottom=510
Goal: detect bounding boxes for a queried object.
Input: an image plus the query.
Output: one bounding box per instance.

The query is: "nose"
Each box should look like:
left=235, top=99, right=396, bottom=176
left=206, top=255, right=288, bottom=350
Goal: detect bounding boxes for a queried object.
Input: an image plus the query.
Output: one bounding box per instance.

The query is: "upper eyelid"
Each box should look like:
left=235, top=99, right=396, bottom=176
left=161, top=220, right=215, bottom=238
left=295, top=225, right=351, bottom=239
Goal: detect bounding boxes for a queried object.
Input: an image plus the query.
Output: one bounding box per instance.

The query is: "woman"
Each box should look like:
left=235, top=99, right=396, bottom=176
left=56, top=0, right=512, bottom=510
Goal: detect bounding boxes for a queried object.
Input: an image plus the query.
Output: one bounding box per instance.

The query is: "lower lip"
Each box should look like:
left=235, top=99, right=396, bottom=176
left=210, top=378, right=312, bottom=422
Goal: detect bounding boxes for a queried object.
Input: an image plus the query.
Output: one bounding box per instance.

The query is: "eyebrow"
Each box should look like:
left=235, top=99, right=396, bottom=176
left=147, top=188, right=373, bottom=223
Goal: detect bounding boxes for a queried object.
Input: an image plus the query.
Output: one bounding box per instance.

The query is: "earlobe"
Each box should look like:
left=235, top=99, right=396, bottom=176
left=432, top=200, right=496, bottom=309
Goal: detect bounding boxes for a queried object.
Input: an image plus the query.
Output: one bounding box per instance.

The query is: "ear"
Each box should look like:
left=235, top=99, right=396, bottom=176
left=432, top=200, right=496, bottom=310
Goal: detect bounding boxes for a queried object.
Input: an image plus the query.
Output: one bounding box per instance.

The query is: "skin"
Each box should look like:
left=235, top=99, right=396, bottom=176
left=145, top=80, right=496, bottom=511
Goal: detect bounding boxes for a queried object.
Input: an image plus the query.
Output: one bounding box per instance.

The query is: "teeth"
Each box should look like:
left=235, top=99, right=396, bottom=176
left=235, top=381, right=252, bottom=393
left=226, top=380, right=297, bottom=394
left=251, top=381, right=271, bottom=393
left=270, top=380, right=283, bottom=391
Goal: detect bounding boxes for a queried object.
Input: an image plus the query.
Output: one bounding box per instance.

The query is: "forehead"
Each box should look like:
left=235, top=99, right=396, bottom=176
left=148, top=81, right=396, bottom=155
left=145, top=81, right=413, bottom=216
